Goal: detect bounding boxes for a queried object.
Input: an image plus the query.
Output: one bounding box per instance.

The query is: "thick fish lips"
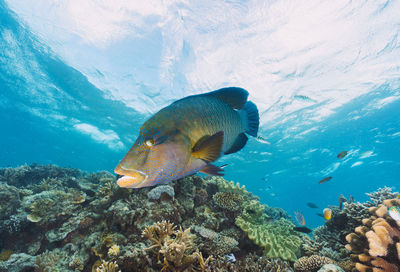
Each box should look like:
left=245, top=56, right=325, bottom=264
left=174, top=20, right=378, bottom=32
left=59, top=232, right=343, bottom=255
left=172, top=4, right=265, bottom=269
left=114, top=166, right=148, bottom=188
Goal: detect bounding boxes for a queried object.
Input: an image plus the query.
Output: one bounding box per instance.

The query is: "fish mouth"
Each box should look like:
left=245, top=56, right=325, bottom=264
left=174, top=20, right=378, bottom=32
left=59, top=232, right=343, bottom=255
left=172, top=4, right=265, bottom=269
left=114, top=166, right=148, bottom=188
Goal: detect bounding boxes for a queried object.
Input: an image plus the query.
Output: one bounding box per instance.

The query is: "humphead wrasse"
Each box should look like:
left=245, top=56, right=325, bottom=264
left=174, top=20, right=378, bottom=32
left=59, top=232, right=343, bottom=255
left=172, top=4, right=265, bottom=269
left=114, top=87, right=259, bottom=188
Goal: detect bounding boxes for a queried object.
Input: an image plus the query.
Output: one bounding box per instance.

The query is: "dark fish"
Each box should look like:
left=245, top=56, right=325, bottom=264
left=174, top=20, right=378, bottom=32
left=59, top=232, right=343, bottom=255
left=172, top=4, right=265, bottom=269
left=349, top=195, right=354, bottom=203
left=316, top=213, right=324, bottom=218
left=115, top=87, right=259, bottom=188
left=337, top=151, right=348, bottom=159
left=306, top=202, right=319, bottom=209
left=318, top=176, right=332, bottom=184
left=293, top=226, right=313, bottom=234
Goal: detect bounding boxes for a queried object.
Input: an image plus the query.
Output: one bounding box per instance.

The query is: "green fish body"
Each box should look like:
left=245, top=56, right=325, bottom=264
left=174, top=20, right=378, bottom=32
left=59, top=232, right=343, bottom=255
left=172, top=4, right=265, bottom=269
left=115, top=87, right=259, bottom=188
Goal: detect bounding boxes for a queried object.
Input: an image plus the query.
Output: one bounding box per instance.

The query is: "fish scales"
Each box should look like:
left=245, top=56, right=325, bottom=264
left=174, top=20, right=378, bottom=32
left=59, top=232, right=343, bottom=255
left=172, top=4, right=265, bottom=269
left=114, top=87, right=259, bottom=188
left=169, top=95, right=245, bottom=152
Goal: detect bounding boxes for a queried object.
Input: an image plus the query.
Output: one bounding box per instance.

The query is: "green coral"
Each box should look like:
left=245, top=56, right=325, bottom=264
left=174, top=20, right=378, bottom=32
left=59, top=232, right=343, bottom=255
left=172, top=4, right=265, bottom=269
left=207, top=177, right=249, bottom=196
left=213, top=192, right=243, bottom=211
left=239, top=199, right=267, bottom=224
left=235, top=198, right=302, bottom=262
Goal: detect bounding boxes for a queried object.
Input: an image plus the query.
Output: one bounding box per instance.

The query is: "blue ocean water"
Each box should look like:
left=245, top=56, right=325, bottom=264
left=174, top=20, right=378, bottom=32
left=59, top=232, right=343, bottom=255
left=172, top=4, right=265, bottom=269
left=1, top=0, right=400, bottom=230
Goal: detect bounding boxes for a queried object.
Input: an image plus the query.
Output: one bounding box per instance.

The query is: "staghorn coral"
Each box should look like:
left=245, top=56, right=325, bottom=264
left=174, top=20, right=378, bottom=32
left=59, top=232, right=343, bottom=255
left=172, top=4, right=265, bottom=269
left=365, top=186, right=399, bottom=207
left=294, top=255, right=336, bottom=272
left=345, top=198, right=400, bottom=272
left=213, top=192, right=243, bottom=211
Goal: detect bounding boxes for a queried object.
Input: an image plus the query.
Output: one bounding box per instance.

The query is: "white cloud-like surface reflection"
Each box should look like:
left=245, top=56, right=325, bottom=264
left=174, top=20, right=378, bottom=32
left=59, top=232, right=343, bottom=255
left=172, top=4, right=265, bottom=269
left=7, top=0, right=400, bottom=136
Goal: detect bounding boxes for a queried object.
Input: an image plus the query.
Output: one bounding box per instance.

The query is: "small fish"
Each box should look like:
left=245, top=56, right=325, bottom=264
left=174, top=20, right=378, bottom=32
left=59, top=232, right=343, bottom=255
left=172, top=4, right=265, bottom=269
left=294, top=211, right=306, bottom=226
left=388, top=206, right=400, bottom=221
left=306, top=202, right=319, bottom=209
left=114, top=87, right=259, bottom=188
left=256, top=135, right=270, bottom=144
left=397, top=194, right=400, bottom=199
left=316, top=213, right=324, bottom=218
left=293, top=226, right=312, bottom=234
left=348, top=195, right=354, bottom=203
left=323, top=208, right=332, bottom=220
left=337, top=151, right=348, bottom=159
left=318, top=176, right=332, bottom=184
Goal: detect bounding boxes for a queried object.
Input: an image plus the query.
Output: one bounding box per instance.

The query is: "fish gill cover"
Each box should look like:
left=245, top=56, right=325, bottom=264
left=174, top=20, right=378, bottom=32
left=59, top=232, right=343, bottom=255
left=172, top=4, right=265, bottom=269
left=0, top=0, right=400, bottom=271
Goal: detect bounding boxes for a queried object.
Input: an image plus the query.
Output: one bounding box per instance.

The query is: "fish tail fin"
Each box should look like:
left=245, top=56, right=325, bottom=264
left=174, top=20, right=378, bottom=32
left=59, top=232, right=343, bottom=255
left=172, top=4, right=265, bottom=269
left=241, top=101, right=259, bottom=137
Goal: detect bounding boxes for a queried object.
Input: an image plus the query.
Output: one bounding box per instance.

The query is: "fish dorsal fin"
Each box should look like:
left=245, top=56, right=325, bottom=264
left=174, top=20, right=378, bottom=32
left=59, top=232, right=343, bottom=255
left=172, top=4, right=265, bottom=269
left=192, top=131, right=224, bottom=162
left=199, top=164, right=225, bottom=176
left=206, top=87, right=249, bottom=110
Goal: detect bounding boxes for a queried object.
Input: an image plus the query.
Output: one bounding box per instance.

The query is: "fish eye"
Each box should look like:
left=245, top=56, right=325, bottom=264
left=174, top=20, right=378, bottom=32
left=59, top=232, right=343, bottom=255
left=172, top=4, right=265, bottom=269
left=145, top=139, right=154, bottom=147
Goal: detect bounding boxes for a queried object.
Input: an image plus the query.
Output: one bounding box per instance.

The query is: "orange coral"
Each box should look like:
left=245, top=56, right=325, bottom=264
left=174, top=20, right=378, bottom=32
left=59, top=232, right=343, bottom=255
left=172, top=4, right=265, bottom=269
left=345, top=198, right=400, bottom=272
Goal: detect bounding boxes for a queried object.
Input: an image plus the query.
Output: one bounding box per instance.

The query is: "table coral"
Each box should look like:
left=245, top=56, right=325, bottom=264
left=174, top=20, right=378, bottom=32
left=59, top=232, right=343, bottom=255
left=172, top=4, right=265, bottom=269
left=345, top=198, right=400, bottom=272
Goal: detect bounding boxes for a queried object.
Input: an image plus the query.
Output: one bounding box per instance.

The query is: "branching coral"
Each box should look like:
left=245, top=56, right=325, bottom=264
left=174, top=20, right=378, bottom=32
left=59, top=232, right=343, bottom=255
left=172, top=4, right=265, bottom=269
left=95, top=260, right=121, bottom=272
left=365, top=187, right=399, bottom=207
left=345, top=198, right=400, bottom=272
left=142, top=221, right=211, bottom=271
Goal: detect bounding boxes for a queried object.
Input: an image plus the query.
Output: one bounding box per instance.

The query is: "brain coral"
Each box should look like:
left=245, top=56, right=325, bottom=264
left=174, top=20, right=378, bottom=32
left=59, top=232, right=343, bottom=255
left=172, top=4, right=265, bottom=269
left=294, top=255, right=336, bottom=272
left=213, top=192, right=243, bottom=211
left=345, top=198, right=400, bottom=272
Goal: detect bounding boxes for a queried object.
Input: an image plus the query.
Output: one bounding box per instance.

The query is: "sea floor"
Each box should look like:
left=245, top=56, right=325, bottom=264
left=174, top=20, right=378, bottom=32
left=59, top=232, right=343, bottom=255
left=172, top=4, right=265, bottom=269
left=0, top=164, right=399, bottom=272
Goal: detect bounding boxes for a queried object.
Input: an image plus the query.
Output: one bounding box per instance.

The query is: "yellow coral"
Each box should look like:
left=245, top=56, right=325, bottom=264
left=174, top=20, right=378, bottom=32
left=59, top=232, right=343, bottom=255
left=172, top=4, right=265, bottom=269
left=0, top=249, right=13, bottom=261
left=142, top=221, right=210, bottom=271
left=95, top=260, right=120, bottom=272
left=107, top=245, right=120, bottom=257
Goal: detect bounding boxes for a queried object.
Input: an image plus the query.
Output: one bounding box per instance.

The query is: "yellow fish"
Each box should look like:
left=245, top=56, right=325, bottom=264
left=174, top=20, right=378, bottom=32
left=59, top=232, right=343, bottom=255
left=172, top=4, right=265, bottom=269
left=323, top=208, right=332, bottom=220
left=115, top=87, right=259, bottom=188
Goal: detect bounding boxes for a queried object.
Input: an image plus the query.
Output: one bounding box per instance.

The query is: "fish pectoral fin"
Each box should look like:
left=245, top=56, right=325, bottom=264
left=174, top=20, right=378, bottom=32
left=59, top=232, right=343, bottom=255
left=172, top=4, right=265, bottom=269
left=199, top=164, right=225, bottom=176
left=207, top=87, right=249, bottom=109
left=191, top=131, right=224, bottom=162
left=224, top=133, right=248, bottom=155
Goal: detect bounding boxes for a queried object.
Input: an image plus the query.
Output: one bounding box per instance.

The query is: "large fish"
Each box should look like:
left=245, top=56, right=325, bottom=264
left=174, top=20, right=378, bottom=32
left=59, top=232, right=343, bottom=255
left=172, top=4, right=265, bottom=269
left=115, top=87, right=259, bottom=188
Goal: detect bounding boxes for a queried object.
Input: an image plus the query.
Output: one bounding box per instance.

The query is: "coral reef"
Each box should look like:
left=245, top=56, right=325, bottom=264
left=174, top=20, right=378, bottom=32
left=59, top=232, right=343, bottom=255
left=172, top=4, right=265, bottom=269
left=310, top=186, right=400, bottom=266
left=345, top=198, right=400, bottom=272
left=294, top=255, right=337, bottom=272
left=147, top=185, right=175, bottom=201
left=1, top=164, right=395, bottom=271
left=213, top=192, right=243, bottom=211
left=233, top=195, right=303, bottom=261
